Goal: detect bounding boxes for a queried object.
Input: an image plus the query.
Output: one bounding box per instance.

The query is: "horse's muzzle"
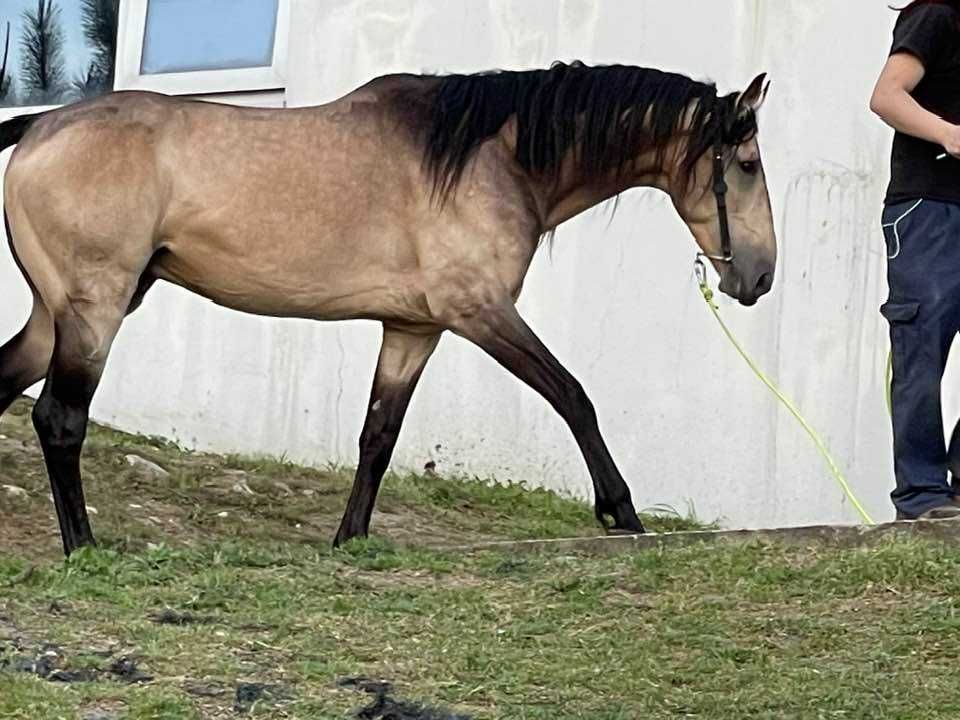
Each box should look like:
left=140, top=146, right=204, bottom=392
left=719, top=260, right=775, bottom=307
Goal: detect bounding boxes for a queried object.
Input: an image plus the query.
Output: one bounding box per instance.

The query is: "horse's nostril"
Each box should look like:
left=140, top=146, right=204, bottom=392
left=755, top=272, right=774, bottom=294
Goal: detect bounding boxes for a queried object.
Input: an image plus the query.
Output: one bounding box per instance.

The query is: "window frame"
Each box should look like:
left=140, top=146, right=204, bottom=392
left=114, top=0, right=290, bottom=96
left=0, top=105, right=57, bottom=122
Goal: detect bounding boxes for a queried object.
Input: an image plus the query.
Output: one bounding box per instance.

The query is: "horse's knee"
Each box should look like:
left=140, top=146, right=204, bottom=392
left=32, top=392, right=89, bottom=451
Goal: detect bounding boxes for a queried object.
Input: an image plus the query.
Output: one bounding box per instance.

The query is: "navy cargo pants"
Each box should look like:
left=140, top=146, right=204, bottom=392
left=882, top=198, right=960, bottom=518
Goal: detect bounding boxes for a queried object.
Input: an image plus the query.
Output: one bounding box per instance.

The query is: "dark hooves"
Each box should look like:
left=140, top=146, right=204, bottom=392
left=62, top=535, right=97, bottom=558
left=605, top=525, right=646, bottom=537
left=595, top=504, right=645, bottom=535
left=332, top=529, right=366, bottom=549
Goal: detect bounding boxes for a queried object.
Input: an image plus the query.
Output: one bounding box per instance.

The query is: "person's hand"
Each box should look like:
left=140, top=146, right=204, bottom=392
left=940, top=122, right=960, bottom=159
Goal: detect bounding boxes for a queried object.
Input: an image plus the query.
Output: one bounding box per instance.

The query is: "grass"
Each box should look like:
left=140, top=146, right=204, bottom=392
left=6, top=396, right=959, bottom=717
left=4, top=537, right=960, bottom=718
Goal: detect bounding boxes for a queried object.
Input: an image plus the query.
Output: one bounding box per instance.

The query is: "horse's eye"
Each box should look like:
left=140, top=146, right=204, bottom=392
left=739, top=160, right=759, bottom=175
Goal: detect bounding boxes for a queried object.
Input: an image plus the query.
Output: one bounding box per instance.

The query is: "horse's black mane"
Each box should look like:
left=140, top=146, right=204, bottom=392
left=422, top=61, right=756, bottom=201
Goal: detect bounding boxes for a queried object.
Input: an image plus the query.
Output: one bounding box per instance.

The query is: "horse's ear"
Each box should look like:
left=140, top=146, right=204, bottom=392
left=737, top=72, right=769, bottom=116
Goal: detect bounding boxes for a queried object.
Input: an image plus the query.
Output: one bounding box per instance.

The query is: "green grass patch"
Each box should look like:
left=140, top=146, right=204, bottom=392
left=3, top=537, right=960, bottom=718
left=11, top=394, right=910, bottom=718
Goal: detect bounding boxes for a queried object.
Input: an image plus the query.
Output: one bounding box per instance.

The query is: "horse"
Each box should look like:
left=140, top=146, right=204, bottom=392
left=0, top=61, right=776, bottom=556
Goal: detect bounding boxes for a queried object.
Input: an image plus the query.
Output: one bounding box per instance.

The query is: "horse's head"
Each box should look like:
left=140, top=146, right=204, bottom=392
left=669, top=73, right=776, bottom=307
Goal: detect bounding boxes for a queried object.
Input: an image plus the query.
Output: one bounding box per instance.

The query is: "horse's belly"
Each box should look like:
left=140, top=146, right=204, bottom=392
left=151, top=238, right=430, bottom=323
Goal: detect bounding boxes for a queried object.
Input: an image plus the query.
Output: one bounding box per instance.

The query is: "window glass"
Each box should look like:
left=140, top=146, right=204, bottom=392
left=140, top=0, right=278, bottom=75
left=0, top=0, right=118, bottom=108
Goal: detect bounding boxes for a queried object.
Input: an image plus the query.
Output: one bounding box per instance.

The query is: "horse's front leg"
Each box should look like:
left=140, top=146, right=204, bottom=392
left=450, top=301, right=645, bottom=534
left=333, top=325, right=441, bottom=547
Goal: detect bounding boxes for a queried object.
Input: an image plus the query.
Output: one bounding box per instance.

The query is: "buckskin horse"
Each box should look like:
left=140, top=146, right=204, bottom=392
left=0, top=61, right=775, bottom=555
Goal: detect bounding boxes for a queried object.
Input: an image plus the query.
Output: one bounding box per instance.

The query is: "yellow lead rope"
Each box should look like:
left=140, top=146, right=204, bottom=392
left=696, top=267, right=876, bottom=525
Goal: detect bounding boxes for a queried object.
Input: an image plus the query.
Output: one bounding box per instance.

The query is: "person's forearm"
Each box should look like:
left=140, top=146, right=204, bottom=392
left=871, top=88, right=952, bottom=146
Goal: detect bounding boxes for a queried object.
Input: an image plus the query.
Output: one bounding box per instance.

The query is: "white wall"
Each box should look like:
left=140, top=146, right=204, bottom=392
left=0, top=1, right=936, bottom=529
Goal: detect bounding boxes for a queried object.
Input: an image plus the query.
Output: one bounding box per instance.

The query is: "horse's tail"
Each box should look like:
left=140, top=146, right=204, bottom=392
left=0, top=112, right=45, bottom=153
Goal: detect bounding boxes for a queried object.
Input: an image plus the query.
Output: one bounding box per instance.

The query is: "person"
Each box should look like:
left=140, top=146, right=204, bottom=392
left=870, top=0, right=960, bottom=519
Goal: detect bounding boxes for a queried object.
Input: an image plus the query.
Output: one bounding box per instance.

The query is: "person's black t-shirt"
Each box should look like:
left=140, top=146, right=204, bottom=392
left=885, top=3, right=960, bottom=206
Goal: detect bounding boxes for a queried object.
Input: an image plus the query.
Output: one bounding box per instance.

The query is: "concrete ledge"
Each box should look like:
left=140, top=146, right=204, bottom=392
left=444, top=519, right=960, bottom=556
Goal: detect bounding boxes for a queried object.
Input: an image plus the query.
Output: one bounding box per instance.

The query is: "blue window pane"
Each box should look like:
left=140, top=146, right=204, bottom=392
left=141, top=0, right=278, bottom=75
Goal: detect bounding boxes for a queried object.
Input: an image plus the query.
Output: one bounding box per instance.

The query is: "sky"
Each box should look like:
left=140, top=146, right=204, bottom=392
left=0, top=0, right=279, bottom=106
left=1, top=0, right=278, bottom=85
left=2, top=1, right=93, bottom=87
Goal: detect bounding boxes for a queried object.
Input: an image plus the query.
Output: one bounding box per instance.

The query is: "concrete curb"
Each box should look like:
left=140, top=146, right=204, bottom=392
left=443, top=519, right=960, bottom=556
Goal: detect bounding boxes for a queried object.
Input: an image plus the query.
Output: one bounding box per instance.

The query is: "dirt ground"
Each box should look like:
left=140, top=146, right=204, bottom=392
left=0, top=398, right=503, bottom=558
left=3, top=396, right=696, bottom=560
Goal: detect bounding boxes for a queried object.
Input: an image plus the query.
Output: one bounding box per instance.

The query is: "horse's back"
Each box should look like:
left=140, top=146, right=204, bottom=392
left=2, top=80, right=535, bottom=326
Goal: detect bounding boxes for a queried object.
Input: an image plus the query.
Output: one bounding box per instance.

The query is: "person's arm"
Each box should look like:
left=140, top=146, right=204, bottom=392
left=870, top=52, right=960, bottom=158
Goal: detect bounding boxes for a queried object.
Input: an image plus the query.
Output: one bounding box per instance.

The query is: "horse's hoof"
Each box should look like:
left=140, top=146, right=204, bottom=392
left=605, top=525, right=645, bottom=537
left=595, top=502, right=645, bottom=535
left=62, top=533, right=97, bottom=557
left=332, top=527, right=366, bottom=548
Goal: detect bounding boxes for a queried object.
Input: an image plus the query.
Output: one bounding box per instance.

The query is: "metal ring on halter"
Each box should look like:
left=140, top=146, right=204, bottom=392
left=698, top=251, right=734, bottom=262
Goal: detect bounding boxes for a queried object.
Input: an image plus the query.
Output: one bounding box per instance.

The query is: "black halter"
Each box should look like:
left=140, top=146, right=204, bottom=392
left=701, top=138, right=733, bottom=264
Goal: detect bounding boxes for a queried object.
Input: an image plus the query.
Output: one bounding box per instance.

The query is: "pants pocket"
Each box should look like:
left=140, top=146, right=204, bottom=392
left=881, top=200, right=924, bottom=260
left=881, top=300, right=922, bottom=371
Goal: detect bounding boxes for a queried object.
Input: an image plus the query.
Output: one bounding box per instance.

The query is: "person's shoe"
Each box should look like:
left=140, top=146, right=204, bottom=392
left=896, top=499, right=960, bottom=521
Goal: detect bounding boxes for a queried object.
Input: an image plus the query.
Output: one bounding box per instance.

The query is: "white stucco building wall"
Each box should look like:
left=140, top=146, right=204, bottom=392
left=0, top=1, right=934, bottom=529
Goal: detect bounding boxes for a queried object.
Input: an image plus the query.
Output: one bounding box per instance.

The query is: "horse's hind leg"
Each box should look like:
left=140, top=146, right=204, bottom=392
left=33, top=294, right=132, bottom=555
left=0, top=297, right=53, bottom=417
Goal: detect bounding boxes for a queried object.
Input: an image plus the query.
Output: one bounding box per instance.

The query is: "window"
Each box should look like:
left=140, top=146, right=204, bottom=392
left=0, top=0, right=119, bottom=109
left=115, top=0, right=289, bottom=96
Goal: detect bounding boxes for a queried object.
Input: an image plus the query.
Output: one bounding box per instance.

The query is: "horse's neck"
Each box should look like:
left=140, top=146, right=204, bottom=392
left=537, top=159, right=669, bottom=231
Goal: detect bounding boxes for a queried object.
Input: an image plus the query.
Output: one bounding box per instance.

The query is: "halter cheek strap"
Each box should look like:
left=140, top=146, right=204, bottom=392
left=712, top=141, right=733, bottom=262
left=699, top=139, right=734, bottom=264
